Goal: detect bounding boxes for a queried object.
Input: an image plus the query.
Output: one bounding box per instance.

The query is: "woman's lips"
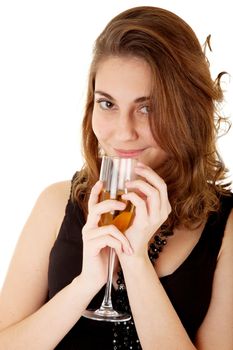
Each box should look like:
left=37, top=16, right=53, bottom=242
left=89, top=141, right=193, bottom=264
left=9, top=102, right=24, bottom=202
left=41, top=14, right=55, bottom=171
left=114, top=148, right=146, bottom=157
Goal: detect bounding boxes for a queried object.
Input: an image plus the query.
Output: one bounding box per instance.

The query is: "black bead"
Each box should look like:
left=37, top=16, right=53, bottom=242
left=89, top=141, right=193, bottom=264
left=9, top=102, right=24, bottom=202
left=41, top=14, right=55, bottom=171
left=149, top=255, right=154, bottom=262
left=149, top=242, right=156, bottom=250
left=155, top=236, right=163, bottom=245
left=149, top=252, right=159, bottom=261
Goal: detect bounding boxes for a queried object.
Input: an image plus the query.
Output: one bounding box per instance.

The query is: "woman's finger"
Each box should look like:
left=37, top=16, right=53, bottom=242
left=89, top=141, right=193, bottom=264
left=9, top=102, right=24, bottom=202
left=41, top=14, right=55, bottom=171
left=135, top=164, right=170, bottom=214
left=121, top=192, right=148, bottom=220
left=84, top=225, right=133, bottom=253
left=125, top=179, right=161, bottom=215
left=135, top=163, right=166, bottom=191
left=88, top=181, right=103, bottom=212
left=90, top=235, right=124, bottom=256
left=86, top=199, right=126, bottom=228
left=86, top=231, right=133, bottom=256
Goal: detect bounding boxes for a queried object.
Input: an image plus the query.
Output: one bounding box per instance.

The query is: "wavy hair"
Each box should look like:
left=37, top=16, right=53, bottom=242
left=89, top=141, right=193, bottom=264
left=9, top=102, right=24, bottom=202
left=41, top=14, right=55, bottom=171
left=72, top=6, right=231, bottom=229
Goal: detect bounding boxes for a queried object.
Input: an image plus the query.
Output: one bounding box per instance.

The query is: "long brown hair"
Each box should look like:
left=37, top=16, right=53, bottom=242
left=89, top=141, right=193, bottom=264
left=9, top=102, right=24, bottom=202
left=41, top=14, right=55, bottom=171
left=72, top=6, right=231, bottom=229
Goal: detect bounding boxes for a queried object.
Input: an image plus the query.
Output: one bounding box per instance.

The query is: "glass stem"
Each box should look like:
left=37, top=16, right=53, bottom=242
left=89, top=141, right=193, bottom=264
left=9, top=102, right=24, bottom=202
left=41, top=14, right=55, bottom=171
left=100, top=248, right=115, bottom=310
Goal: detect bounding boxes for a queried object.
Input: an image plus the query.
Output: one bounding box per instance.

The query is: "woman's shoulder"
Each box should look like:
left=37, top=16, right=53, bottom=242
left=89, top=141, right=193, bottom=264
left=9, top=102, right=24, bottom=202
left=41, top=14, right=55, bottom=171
left=40, top=180, right=71, bottom=201
left=37, top=180, right=71, bottom=212
left=33, top=180, right=72, bottom=237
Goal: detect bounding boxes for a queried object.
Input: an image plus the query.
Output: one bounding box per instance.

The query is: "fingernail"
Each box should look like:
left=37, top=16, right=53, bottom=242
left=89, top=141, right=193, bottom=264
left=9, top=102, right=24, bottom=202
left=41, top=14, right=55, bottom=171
left=136, top=162, right=146, bottom=167
left=119, top=202, right=126, bottom=208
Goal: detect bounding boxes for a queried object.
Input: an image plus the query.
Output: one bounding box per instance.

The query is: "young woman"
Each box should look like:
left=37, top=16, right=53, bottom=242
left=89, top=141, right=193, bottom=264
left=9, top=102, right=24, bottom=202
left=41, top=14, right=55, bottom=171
left=0, top=6, right=232, bottom=350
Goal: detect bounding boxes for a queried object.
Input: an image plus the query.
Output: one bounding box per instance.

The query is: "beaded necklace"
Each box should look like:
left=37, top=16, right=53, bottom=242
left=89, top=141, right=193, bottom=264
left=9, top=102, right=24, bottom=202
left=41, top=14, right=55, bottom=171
left=112, top=225, right=173, bottom=350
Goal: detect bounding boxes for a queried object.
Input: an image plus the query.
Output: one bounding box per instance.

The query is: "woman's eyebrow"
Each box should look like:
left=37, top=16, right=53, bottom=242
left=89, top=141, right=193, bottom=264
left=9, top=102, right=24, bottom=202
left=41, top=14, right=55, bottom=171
left=95, top=91, right=115, bottom=101
left=94, top=90, right=150, bottom=103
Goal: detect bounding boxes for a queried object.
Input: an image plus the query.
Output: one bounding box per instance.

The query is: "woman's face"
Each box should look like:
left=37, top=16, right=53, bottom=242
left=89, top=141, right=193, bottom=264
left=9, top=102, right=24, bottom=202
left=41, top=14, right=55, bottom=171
left=92, top=56, right=168, bottom=169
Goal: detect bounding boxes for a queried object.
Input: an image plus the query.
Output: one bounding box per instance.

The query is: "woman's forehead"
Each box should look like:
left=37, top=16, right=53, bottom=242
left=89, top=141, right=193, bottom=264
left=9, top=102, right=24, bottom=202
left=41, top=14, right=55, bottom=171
left=95, top=56, right=153, bottom=100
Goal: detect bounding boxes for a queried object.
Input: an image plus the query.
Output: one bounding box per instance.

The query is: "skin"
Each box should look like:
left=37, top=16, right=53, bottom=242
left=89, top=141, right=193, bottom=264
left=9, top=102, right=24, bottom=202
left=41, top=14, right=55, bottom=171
left=88, top=56, right=233, bottom=348
left=0, top=55, right=232, bottom=350
left=92, top=56, right=168, bottom=169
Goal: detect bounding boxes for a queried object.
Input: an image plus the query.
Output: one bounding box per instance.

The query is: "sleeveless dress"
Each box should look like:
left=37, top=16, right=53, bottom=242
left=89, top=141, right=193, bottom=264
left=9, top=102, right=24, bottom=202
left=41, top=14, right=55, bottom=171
left=47, top=181, right=233, bottom=349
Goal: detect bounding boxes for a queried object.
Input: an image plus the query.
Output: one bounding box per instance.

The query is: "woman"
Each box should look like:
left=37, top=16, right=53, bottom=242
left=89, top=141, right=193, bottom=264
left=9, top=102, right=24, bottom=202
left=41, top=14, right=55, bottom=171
left=0, top=6, right=232, bottom=350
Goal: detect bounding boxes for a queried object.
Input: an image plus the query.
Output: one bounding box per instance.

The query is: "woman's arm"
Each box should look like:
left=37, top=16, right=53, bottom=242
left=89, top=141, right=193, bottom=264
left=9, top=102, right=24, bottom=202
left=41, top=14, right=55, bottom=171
left=0, top=179, right=133, bottom=349
left=0, top=276, right=94, bottom=350
left=119, top=254, right=196, bottom=350
left=195, top=209, right=233, bottom=349
left=120, top=208, right=233, bottom=350
left=118, top=162, right=233, bottom=349
left=117, top=163, right=195, bottom=349
left=0, top=182, right=93, bottom=349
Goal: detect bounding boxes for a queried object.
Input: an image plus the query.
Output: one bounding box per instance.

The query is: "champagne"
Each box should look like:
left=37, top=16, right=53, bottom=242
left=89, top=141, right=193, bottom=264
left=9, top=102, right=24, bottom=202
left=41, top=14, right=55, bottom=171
left=83, top=156, right=136, bottom=322
left=99, top=189, right=134, bottom=233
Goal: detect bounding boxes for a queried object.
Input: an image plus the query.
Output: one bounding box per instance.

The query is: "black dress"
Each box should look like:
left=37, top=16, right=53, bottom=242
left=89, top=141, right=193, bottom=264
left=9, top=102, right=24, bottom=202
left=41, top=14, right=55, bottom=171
left=47, top=182, right=232, bottom=349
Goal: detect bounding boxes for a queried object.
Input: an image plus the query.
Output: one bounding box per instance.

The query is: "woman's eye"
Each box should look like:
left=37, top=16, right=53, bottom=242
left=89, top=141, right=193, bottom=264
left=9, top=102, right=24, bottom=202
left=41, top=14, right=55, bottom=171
left=139, top=105, right=150, bottom=115
left=97, top=99, right=114, bottom=110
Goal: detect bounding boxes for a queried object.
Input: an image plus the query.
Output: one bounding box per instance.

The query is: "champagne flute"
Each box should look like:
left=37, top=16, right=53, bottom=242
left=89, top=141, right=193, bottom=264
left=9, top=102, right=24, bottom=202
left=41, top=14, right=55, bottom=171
left=82, top=155, right=137, bottom=322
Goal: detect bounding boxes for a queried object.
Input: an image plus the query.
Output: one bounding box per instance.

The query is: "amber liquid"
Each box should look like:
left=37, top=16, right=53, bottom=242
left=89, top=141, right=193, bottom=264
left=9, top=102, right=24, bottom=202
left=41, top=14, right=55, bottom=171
left=99, top=190, right=134, bottom=233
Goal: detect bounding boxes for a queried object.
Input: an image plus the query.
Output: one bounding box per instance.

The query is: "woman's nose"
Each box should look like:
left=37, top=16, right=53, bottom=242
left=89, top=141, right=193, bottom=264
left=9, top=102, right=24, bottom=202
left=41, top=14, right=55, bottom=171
left=115, top=114, right=138, bottom=141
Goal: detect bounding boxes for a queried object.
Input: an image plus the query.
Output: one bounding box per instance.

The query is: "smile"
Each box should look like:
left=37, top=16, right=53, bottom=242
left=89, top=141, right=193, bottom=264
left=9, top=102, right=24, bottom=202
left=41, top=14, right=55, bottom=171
left=114, top=148, right=146, bottom=157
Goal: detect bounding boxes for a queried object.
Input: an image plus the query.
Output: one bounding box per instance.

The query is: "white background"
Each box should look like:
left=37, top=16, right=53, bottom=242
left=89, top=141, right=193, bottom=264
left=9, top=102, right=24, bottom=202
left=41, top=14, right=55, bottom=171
left=0, top=0, right=232, bottom=287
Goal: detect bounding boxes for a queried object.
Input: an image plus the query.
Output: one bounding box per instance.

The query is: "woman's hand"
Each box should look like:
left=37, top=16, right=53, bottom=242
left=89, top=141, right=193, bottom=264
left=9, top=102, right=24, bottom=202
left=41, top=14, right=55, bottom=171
left=120, top=162, right=171, bottom=261
left=80, top=180, right=133, bottom=293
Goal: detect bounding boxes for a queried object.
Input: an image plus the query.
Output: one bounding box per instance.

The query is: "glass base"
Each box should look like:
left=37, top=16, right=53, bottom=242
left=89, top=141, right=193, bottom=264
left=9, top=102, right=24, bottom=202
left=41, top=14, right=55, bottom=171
left=82, top=308, right=131, bottom=322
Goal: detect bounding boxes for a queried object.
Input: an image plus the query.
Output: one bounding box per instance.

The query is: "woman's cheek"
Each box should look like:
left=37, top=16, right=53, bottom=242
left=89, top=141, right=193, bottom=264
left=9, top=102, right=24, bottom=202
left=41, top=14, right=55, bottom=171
left=92, top=115, right=112, bottom=140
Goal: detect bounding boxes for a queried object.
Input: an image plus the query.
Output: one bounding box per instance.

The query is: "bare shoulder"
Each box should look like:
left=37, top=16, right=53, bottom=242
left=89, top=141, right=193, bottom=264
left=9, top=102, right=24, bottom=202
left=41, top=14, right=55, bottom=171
left=38, top=180, right=71, bottom=208
left=0, top=180, right=72, bottom=330
left=35, top=180, right=71, bottom=237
